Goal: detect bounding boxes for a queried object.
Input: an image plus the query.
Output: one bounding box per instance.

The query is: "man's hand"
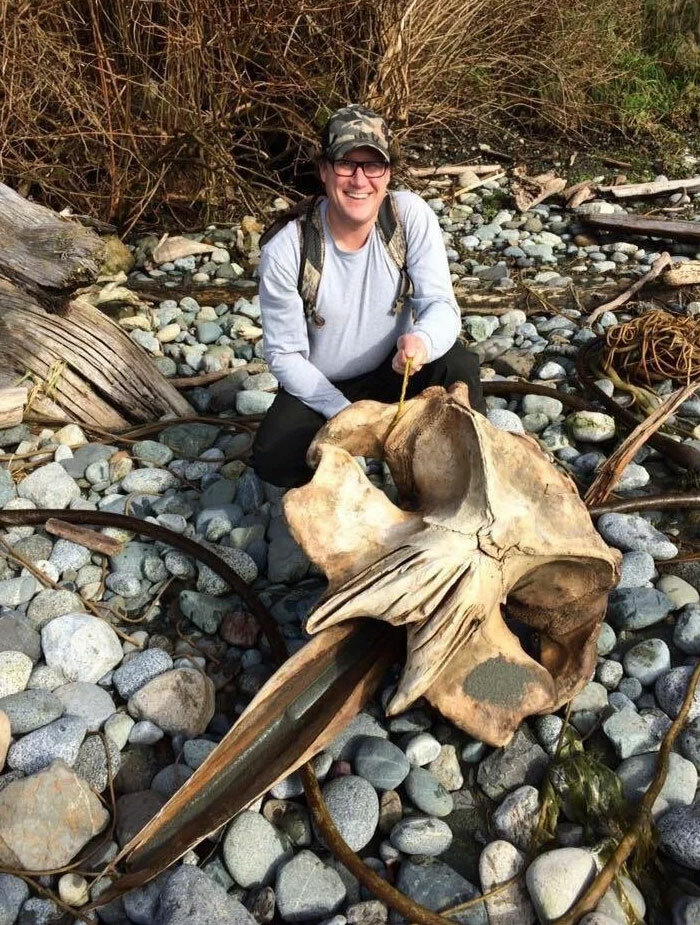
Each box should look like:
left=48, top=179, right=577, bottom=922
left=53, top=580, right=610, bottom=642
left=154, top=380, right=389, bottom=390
left=392, top=333, right=428, bottom=376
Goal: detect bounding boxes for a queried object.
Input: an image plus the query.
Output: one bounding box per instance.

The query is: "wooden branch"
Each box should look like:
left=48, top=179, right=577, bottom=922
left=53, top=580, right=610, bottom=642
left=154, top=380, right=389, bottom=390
left=579, top=213, right=700, bottom=243
left=454, top=172, right=506, bottom=196
left=407, top=164, right=501, bottom=178
left=0, top=386, right=28, bottom=427
left=45, top=518, right=125, bottom=556
left=584, top=253, right=672, bottom=326
left=170, top=369, right=237, bottom=389
left=585, top=381, right=699, bottom=505
left=598, top=176, right=700, bottom=198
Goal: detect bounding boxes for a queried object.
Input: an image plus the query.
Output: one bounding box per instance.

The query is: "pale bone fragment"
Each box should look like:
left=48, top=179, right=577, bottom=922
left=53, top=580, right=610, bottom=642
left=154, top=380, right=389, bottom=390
left=284, top=382, right=620, bottom=747
left=511, top=166, right=566, bottom=212
left=151, top=234, right=216, bottom=265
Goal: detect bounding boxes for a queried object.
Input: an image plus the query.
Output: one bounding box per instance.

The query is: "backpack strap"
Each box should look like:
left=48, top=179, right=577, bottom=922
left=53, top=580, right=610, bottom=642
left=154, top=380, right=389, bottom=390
left=296, top=196, right=326, bottom=328
left=376, top=192, right=412, bottom=315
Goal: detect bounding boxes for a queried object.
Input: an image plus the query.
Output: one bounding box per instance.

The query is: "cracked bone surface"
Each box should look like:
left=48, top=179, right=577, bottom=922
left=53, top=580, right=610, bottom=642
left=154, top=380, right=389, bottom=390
left=283, top=382, right=621, bottom=747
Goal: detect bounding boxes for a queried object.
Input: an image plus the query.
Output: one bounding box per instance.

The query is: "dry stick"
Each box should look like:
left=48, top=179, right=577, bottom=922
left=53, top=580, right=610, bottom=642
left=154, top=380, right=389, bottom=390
left=584, top=380, right=700, bottom=506
left=553, top=658, right=700, bottom=925
left=585, top=253, right=672, bottom=327
left=407, top=164, right=501, bottom=178
left=45, top=517, right=125, bottom=555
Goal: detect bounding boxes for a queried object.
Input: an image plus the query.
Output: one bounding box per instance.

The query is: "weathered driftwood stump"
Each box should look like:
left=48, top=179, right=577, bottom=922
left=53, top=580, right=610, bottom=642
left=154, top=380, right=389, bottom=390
left=0, top=183, right=192, bottom=428
left=284, top=382, right=621, bottom=746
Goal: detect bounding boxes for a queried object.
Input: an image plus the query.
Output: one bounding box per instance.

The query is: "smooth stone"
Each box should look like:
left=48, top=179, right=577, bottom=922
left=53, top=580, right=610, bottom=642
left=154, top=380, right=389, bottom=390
left=26, top=589, right=85, bottom=630
left=183, top=738, right=217, bottom=769
left=675, top=603, right=700, bottom=654
left=115, top=789, right=166, bottom=846
left=428, top=745, right=463, bottom=791
left=270, top=752, right=332, bottom=799
left=275, top=850, right=346, bottom=923
left=0, top=873, right=29, bottom=925
left=617, top=551, right=656, bottom=589
left=132, top=439, right=174, bottom=466
left=160, top=422, right=220, bottom=458
left=657, top=805, right=700, bottom=870
left=404, top=767, right=453, bottom=817
left=129, top=719, right=164, bottom=745
left=154, top=864, right=257, bottom=925
left=567, top=412, right=616, bottom=443
left=41, top=613, right=122, bottom=683
left=656, top=666, right=700, bottom=721
left=196, top=543, right=258, bottom=590
left=479, top=841, right=535, bottom=925
left=596, top=659, right=623, bottom=691
left=17, top=462, right=80, bottom=508
left=327, top=712, right=388, bottom=760
left=26, top=664, right=66, bottom=691
left=617, top=751, right=697, bottom=818
left=521, top=394, right=563, bottom=420
left=223, top=811, right=293, bottom=888
left=477, top=727, right=548, bottom=801
left=54, top=682, right=115, bottom=732
left=392, top=858, right=486, bottom=925
left=486, top=409, right=524, bottom=434
left=113, top=649, right=173, bottom=699
left=492, top=785, right=540, bottom=851
left=121, top=468, right=180, bottom=493
left=7, top=714, right=86, bottom=775
left=317, top=776, right=379, bottom=851
left=657, top=574, right=699, bottom=609
left=571, top=681, right=608, bottom=713
left=73, top=733, right=121, bottom=792
left=0, top=614, right=41, bottom=662
left=0, top=652, right=32, bottom=698
left=48, top=539, right=90, bottom=574
left=390, top=817, right=453, bottom=856
left=404, top=732, right=442, bottom=767
left=151, top=762, right=194, bottom=799
left=602, top=708, right=657, bottom=759
left=0, top=689, right=63, bottom=734
left=104, top=712, right=135, bottom=750
left=127, top=668, right=215, bottom=736
left=525, top=848, right=596, bottom=923
left=353, top=736, right=410, bottom=790
left=596, top=513, right=678, bottom=560
left=0, top=759, right=108, bottom=869
left=618, top=677, right=642, bottom=701
left=623, top=638, right=670, bottom=685
left=607, top=587, right=674, bottom=630
left=596, top=623, right=616, bottom=656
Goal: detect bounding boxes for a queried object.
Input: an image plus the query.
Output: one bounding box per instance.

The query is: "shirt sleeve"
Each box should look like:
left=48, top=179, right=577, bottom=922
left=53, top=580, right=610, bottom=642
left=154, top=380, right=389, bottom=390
left=400, top=194, right=461, bottom=361
left=258, top=237, right=351, bottom=420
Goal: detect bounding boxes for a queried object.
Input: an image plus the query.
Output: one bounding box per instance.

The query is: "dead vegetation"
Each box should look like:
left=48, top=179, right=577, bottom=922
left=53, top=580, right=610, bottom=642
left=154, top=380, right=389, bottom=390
left=0, top=0, right=694, bottom=228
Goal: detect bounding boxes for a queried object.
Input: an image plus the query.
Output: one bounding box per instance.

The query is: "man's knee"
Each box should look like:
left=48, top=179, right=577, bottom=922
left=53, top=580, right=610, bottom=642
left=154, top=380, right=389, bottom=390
left=251, top=391, right=324, bottom=488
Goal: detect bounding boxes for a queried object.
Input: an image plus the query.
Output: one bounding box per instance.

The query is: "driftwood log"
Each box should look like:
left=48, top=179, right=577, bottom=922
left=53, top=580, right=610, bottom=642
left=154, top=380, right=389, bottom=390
left=0, top=387, right=28, bottom=427
left=0, top=183, right=192, bottom=427
left=580, top=212, right=700, bottom=244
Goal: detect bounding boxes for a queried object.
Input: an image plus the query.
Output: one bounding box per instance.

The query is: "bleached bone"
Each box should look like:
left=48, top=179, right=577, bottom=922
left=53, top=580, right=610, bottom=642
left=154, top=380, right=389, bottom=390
left=284, top=382, right=620, bottom=746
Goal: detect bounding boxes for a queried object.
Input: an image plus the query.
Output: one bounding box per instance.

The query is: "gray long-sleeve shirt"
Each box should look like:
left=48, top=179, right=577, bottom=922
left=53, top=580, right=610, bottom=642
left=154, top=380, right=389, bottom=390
left=258, top=190, right=460, bottom=419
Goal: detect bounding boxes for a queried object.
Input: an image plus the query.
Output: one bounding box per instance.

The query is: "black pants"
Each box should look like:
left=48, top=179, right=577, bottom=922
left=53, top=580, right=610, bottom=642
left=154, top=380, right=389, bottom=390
left=252, top=341, right=484, bottom=488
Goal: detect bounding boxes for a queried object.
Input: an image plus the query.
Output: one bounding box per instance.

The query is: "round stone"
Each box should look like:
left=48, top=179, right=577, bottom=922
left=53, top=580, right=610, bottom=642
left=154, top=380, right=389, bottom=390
left=656, top=666, right=700, bottom=722
left=567, top=412, right=615, bottom=443
left=0, top=689, right=63, bottom=734
left=596, top=623, right=616, bottom=656
left=680, top=717, right=700, bottom=771
left=127, top=668, right=215, bottom=737
left=0, top=651, right=33, bottom=698
left=486, top=409, right=524, bottom=434
left=479, top=840, right=533, bottom=925
left=596, top=659, right=623, bottom=691
left=571, top=681, right=608, bottom=713
left=317, top=776, right=379, bottom=852
left=623, top=639, right=670, bottom=685
left=596, top=513, right=678, bottom=560
left=353, top=736, right=410, bottom=790
left=617, top=551, right=656, bottom=589
left=607, top=587, right=674, bottom=630
left=275, top=850, right=346, bottom=922
left=121, top=468, right=180, bottom=493
left=112, top=649, right=173, bottom=699
left=54, top=682, right=115, bottom=732
left=404, top=767, right=453, bottom=817
left=222, top=810, right=292, bottom=888
left=657, top=574, right=699, bottom=609
left=390, top=817, right=453, bottom=856
left=657, top=805, right=700, bottom=870
left=492, top=785, right=540, bottom=851
left=616, top=751, right=697, bottom=818
left=41, top=613, right=123, bottom=683
left=674, top=603, right=700, bottom=654
left=525, top=848, right=596, bottom=921
left=7, top=715, right=86, bottom=774
left=522, top=394, right=563, bottom=420
left=404, top=732, right=442, bottom=767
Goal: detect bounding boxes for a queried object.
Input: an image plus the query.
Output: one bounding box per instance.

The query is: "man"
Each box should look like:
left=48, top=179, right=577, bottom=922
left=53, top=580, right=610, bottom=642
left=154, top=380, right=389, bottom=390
left=252, top=104, right=484, bottom=487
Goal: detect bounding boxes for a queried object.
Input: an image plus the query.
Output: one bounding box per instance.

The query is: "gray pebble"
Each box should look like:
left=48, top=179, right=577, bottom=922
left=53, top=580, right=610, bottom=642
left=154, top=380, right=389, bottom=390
left=390, top=816, right=453, bottom=856
left=404, top=766, right=453, bottom=817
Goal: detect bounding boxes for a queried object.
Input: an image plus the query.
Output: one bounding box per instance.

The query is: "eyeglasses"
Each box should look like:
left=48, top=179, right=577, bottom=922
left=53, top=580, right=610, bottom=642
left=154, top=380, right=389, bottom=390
left=331, top=158, right=389, bottom=178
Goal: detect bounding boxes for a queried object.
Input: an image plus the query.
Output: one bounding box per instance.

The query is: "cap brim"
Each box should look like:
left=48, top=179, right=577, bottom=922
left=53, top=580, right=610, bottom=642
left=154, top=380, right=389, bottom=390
left=331, top=141, right=390, bottom=163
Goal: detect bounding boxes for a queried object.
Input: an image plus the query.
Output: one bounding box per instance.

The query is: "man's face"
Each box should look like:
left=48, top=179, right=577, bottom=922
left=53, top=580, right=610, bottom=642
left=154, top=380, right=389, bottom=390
left=319, top=146, right=391, bottom=231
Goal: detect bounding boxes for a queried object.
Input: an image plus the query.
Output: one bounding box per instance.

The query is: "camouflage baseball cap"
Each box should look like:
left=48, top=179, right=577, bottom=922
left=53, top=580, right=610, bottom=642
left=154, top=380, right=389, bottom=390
left=321, top=104, right=391, bottom=163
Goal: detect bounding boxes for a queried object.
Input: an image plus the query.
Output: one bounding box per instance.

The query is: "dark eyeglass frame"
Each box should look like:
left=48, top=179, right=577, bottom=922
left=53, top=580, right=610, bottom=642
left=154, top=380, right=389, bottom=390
left=331, top=158, right=389, bottom=178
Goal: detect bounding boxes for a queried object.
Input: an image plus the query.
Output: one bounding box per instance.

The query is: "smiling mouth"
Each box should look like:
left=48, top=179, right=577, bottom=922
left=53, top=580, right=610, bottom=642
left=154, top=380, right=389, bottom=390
left=345, top=192, right=371, bottom=200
